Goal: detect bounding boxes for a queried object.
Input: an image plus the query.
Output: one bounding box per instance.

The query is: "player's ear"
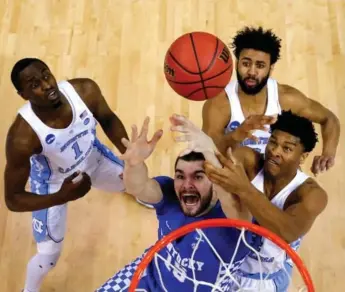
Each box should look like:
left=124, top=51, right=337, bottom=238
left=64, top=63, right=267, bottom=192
left=18, top=91, right=29, bottom=100
left=299, top=152, right=309, bottom=165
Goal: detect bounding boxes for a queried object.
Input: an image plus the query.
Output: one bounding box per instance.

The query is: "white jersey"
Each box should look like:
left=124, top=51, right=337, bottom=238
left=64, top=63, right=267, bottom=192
left=18, top=80, right=104, bottom=191
left=240, top=168, right=309, bottom=278
left=224, top=78, right=282, bottom=154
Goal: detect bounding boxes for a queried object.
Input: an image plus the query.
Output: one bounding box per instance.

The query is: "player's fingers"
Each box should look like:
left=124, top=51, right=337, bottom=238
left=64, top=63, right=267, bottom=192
left=131, top=124, right=138, bottom=141
left=170, top=125, right=189, bottom=133
left=149, top=129, right=163, bottom=146
left=65, top=171, right=81, bottom=182
left=215, top=151, right=235, bottom=169
left=174, top=134, right=192, bottom=142
left=311, top=156, right=321, bottom=176
left=139, top=116, right=150, bottom=138
left=319, top=157, right=329, bottom=172
left=121, top=137, right=130, bottom=148
left=178, top=148, right=193, bottom=157
left=326, top=157, right=335, bottom=170
left=227, top=148, right=238, bottom=165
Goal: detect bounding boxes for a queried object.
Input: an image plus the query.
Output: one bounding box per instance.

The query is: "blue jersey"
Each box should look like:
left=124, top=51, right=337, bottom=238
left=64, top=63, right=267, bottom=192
left=141, top=176, right=253, bottom=291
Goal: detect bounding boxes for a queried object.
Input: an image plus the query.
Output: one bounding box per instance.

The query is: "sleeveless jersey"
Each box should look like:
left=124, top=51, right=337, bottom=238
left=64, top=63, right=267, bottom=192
left=239, top=168, right=309, bottom=278
left=141, top=176, right=253, bottom=291
left=18, top=80, right=103, bottom=191
left=224, top=78, right=282, bottom=154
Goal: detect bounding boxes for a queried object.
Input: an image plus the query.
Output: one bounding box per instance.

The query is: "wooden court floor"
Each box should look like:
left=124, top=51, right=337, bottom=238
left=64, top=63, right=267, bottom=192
left=0, top=0, right=344, bottom=291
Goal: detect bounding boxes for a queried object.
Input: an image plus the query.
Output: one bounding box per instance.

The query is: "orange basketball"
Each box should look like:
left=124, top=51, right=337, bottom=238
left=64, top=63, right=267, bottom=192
left=164, top=31, right=233, bottom=101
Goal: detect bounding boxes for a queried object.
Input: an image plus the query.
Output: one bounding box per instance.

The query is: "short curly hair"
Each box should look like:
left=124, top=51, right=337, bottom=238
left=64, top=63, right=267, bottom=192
left=231, top=26, right=282, bottom=65
left=270, top=110, right=318, bottom=152
left=10, top=58, right=48, bottom=92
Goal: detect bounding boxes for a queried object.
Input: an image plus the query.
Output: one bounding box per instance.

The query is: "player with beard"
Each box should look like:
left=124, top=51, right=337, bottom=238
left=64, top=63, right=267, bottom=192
left=96, top=116, right=252, bottom=292
left=202, top=26, right=340, bottom=176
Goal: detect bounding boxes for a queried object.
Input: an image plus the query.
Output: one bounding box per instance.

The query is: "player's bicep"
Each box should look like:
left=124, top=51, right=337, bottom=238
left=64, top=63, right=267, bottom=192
left=281, top=85, right=330, bottom=124
left=285, top=185, right=327, bottom=236
left=202, top=92, right=230, bottom=140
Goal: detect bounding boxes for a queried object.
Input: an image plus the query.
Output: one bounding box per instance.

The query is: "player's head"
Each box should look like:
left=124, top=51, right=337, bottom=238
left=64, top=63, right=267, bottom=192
left=11, top=58, right=62, bottom=108
left=264, top=110, right=318, bottom=177
left=231, top=26, right=282, bottom=95
left=174, top=151, right=213, bottom=217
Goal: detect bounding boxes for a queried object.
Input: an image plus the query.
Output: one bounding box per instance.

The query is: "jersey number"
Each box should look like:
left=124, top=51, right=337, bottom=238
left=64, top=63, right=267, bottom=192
left=72, top=141, right=83, bottom=160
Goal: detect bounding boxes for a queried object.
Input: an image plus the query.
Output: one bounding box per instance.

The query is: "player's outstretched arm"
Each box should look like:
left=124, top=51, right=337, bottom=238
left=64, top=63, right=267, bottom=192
left=280, top=84, right=340, bottom=175
left=205, top=151, right=328, bottom=243
left=119, top=117, right=164, bottom=204
left=4, top=118, right=91, bottom=212
left=71, top=78, right=129, bottom=154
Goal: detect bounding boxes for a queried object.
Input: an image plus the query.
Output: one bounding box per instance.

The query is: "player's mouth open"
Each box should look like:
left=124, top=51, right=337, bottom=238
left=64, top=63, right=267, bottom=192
left=245, top=79, right=257, bottom=86
left=47, top=90, right=59, bottom=101
left=181, top=193, right=200, bottom=206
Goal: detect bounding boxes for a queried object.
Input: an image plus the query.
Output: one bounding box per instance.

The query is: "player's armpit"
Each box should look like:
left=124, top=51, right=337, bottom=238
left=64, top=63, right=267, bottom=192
left=202, top=91, right=233, bottom=155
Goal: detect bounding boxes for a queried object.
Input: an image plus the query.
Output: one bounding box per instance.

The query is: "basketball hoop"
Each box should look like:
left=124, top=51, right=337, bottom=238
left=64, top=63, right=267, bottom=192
left=129, top=218, right=314, bottom=292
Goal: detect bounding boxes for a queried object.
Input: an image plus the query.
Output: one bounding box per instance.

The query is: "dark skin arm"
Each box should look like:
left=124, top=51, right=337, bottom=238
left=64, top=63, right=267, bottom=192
left=4, top=117, right=90, bottom=212
left=70, top=78, right=129, bottom=154
left=280, top=84, right=340, bottom=175
left=205, top=150, right=328, bottom=243
left=202, top=91, right=276, bottom=155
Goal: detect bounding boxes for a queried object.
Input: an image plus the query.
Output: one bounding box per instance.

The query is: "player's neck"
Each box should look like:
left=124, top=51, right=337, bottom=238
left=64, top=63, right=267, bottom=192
left=30, top=94, right=69, bottom=120
left=238, top=86, right=268, bottom=117
left=263, top=170, right=298, bottom=200
left=238, top=86, right=268, bottom=103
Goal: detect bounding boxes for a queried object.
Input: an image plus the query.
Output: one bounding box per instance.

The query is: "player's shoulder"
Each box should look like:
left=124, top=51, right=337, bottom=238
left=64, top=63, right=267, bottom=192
left=277, top=83, right=306, bottom=104
left=298, top=177, right=327, bottom=197
left=202, top=90, right=231, bottom=128
left=233, top=147, right=263, bottom=178
left=68, top=78, right=100, bottom=95
left=202, top=90, right=230, bottom=112
left=6, top=115, right=41, bottom=159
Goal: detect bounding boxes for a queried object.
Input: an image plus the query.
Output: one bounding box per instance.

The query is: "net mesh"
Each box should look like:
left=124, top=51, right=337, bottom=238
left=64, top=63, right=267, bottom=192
left=130, top=219, right=314, bottom=292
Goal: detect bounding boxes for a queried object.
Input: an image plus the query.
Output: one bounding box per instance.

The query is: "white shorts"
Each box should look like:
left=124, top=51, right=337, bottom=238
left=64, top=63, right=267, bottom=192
left=30, top=143, right=124, bottom=243
left=233, top=263, right=293, bottom=292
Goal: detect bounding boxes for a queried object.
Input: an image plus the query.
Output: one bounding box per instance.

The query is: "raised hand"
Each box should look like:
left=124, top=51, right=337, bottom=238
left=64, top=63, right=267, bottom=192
left=119, top=117, right=163, bottom=166
left=233, top=114, right=277, bottom=143
left=170, top=113, right=217, bottom=156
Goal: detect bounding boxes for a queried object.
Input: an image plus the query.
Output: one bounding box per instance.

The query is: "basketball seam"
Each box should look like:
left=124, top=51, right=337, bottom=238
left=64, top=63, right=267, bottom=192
left=168, top=52, right=200, bottom=75
left=166, top=63, right=232, bottom=85
left=189, top=33, right=208, bottom=99
left=204, top=38, right=219, bottom=73
left=187, top=86, right=226, bottom=98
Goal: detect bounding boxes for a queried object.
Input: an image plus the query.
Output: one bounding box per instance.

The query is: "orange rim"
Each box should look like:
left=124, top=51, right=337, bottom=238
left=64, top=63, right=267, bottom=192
left=129, top=218, right=314, bottom=292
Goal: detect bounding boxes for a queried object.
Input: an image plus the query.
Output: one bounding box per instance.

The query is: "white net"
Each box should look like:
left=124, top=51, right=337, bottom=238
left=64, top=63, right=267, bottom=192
left=141, top=226, right=311, bottom=292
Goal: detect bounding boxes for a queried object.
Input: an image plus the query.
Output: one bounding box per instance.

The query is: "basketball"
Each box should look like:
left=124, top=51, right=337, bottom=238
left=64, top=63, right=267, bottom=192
left=164, top=31, right=233, bottom=101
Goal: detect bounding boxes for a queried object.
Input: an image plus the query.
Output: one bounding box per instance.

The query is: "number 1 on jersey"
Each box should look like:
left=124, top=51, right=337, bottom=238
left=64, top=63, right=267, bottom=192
left=72, top=141, right=83, bottom=160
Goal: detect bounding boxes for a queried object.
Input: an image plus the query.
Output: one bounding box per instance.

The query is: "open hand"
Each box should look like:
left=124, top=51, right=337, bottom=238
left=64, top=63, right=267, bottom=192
left=234, top=114, right=277, bottom=143
left=170, top=113, right=217, bottom=156
left=119, top=117, right=163, bottom=166
left=204, top=149, right=252, bottom=196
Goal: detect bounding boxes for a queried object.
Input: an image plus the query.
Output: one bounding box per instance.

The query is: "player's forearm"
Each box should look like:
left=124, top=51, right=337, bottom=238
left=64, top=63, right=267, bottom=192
left=123, top=162, right=150, bottom=196
left=102, top=114, right=129, bottom=154
left=238, top=185, right=299, bottom=243
left=320, top=113, right=340, bottom=156
left=5, top=191, right=65, bottom=212
left=216, top=187, right=252, bottom=221
left=216, top=132, right=242, bottom=155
